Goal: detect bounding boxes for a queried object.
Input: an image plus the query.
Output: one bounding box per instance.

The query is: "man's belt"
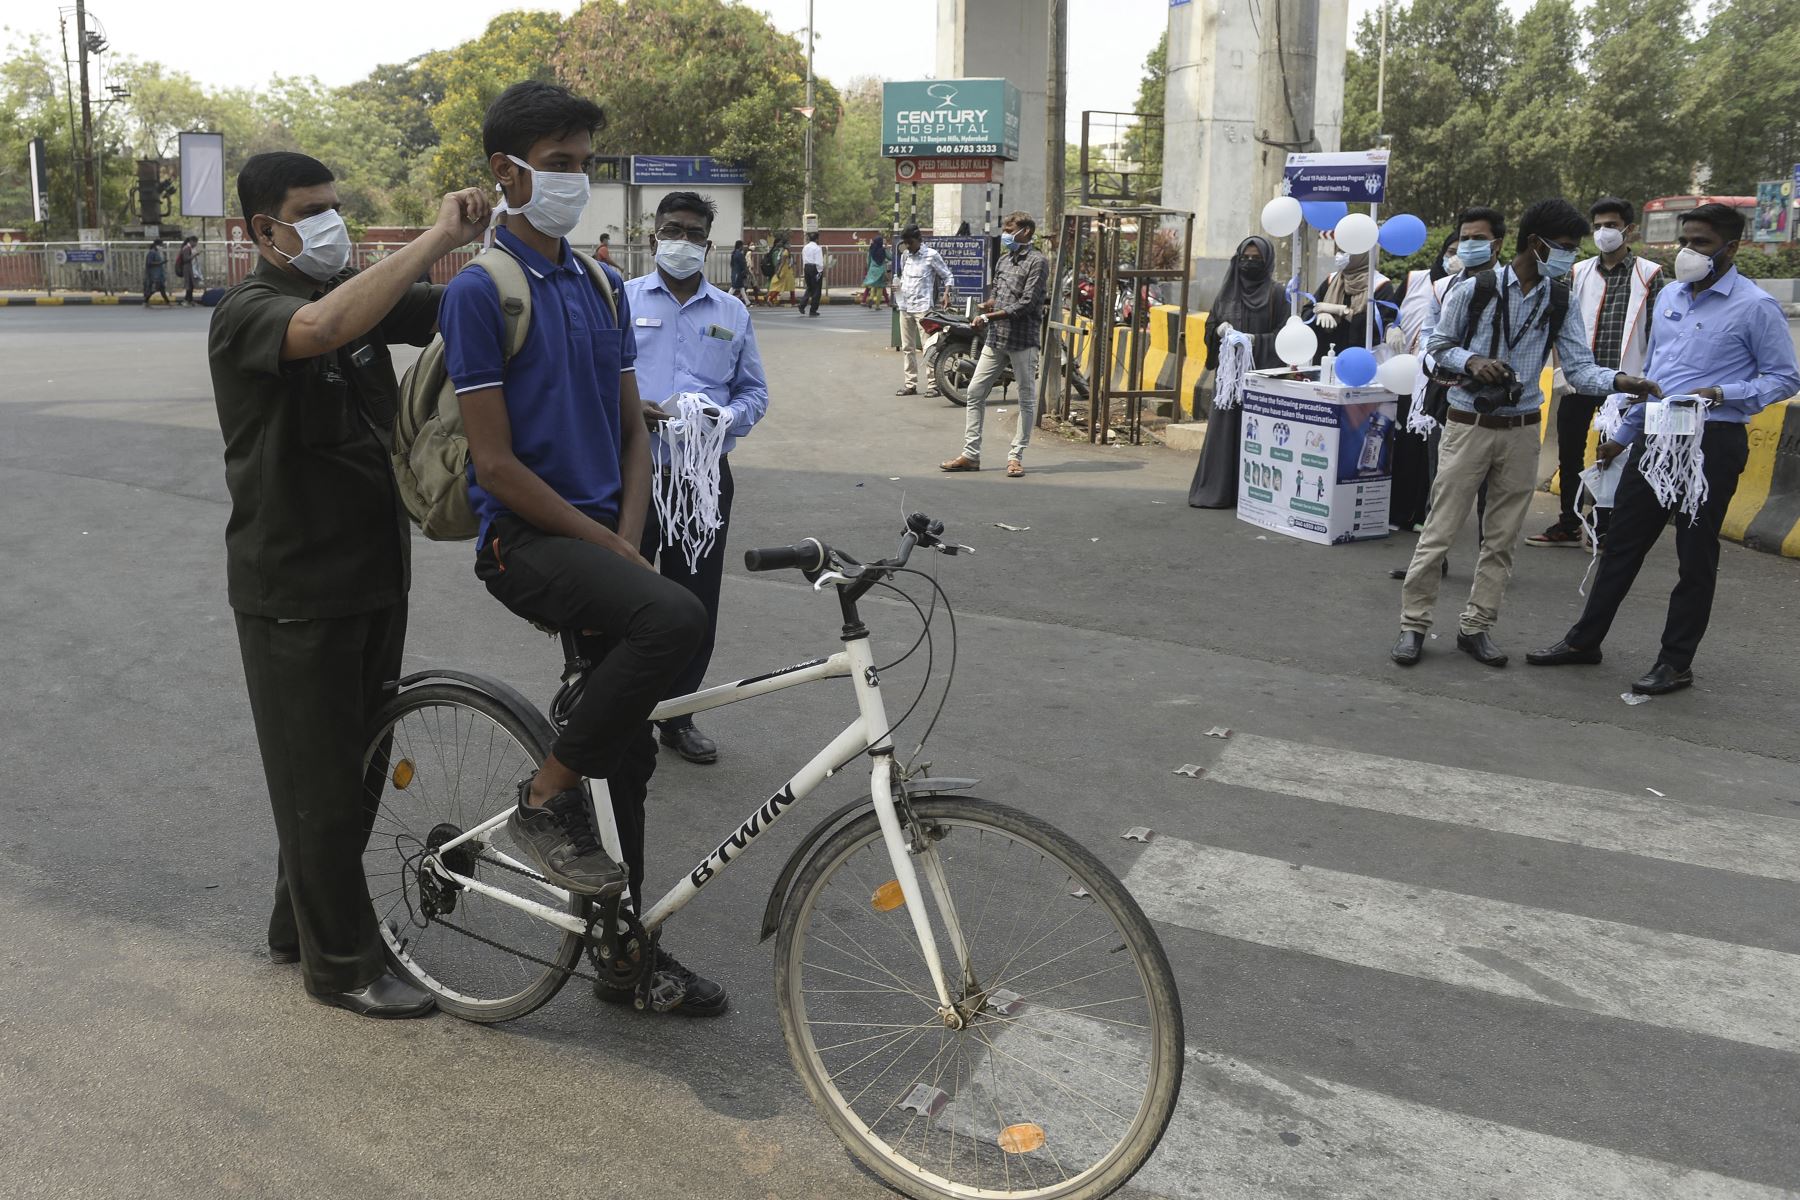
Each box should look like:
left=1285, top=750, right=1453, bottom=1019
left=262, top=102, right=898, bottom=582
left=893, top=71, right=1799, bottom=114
left=1447, top=408, right=1541, bottom=430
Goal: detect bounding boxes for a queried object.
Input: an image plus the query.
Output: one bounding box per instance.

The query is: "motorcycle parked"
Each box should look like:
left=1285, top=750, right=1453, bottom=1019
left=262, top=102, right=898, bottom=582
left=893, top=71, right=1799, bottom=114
left=919, top=308, right=1007, bottom=408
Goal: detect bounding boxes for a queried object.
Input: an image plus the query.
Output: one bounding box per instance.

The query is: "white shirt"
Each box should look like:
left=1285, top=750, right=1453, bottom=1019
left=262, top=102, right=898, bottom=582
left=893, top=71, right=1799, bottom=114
left=802, top=241, right=824, bottom=270
left=896, top=246, right=952, bottom=314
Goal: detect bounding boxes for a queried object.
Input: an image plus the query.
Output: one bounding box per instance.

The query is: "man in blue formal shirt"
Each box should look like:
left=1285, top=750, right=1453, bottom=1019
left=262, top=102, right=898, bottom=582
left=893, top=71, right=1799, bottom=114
left=1394, top=198, right=1660, bottom=670
left=1528, top=203, right=1800, bottom=693
left=626, top=190, right=770, bottom=766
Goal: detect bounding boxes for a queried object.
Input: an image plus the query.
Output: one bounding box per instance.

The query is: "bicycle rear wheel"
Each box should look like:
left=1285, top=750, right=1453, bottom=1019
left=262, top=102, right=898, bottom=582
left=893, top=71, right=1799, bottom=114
left=774, top=797, right=1183, bottom=1200
left=362, top=682, right=585, bottom=1023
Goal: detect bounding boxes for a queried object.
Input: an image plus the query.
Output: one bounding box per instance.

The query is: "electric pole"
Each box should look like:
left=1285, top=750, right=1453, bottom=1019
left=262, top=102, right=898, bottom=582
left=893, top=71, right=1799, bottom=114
left=1375, top=0, right=1389, bottom=136
left=1046, top=0, right=1066, bottom=231
left=802, top=0, right=815, bottom=228
left=75, top=0, right=99, bottom=230
left=1253, top=0, right=1318, bottom=286
left=58, top=10, right=84, bottom=231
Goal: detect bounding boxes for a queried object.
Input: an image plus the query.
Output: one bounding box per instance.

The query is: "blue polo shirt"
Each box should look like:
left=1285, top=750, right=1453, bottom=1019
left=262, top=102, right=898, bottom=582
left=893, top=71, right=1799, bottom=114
left=440, top=226, right=637, bottom=544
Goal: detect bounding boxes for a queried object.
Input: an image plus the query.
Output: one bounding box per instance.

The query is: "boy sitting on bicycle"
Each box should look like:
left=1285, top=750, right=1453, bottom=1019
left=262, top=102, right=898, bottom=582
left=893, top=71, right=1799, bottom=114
left=441, top=81, right=725, bottom=1016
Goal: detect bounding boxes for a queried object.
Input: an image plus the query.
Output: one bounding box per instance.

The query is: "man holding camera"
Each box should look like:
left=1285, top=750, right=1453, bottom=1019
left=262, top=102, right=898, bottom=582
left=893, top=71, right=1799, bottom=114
left=1392, top=199, right=1660, bottom=669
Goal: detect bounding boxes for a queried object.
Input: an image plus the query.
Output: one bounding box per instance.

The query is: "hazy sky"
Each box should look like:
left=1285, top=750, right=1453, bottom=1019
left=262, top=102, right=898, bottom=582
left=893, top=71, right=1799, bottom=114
left=10, top=0, right=1164, bottom=138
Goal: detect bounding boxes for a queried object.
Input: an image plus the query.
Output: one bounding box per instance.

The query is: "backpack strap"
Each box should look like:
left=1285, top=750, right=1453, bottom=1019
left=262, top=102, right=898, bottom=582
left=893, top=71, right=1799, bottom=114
left=1546, top=278, right=1570, bottom=341
left=568, top=249, right=620, bottom=324
left=467, top=249, right=533, bottom=360
left=1459, top=269, right=1500, bottom=356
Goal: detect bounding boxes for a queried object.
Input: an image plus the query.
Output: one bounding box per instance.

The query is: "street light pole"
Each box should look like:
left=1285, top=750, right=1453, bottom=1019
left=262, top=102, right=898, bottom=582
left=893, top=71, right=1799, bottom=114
left=75, top=0, right=99, bottom=229
left=802, top=0, right=815, bottom=226
left=1375, top=0, right=1389, bottom=136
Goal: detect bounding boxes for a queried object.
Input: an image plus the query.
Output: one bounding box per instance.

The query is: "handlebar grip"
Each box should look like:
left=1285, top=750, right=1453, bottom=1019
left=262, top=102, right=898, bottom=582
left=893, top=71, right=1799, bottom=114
left=743, top=540, right=826, bottom=573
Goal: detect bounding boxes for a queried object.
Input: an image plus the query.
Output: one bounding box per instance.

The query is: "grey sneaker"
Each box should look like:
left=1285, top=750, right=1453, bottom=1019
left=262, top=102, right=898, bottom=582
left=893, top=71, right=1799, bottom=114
left=506, top=779, right=627, bottom=897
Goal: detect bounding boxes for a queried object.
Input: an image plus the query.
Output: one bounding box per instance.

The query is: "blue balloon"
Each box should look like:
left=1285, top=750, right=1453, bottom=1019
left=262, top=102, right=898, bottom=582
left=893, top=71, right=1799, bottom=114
left=1379, top=213, right=1429, bottom=257
left=1336, top=346, right=1378, bottom=387
left=1301, top=201, right=1348, bottom=231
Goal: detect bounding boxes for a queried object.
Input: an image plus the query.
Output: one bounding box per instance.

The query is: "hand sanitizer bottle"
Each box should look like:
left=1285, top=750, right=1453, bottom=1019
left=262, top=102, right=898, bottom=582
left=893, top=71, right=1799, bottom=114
left=1320, top=348, right=1338, bottom=385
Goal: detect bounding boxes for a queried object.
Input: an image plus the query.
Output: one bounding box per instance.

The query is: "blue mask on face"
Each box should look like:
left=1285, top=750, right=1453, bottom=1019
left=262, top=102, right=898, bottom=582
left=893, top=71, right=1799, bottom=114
left=1000, top=231, right=1017, bottom=251
left=1537, top=240, right=1578, bottom=279
left=1456, top=238, right=1493, bottom=268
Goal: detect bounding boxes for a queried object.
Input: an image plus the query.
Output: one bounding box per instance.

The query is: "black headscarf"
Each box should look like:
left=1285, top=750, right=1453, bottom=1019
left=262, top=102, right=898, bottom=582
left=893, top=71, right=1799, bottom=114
left=1206, top=235, right=1289, bottom=370
left=1429, top=229, right=1458, bottom=283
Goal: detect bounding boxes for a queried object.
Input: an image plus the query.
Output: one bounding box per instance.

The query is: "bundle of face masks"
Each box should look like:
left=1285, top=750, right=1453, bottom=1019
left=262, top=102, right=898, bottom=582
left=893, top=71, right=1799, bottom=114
left=1636, top=397, right=1709, bottom=521
left=653, top=392, right=733, bottom=573
left=1213, top=323, right=1255, bottom=411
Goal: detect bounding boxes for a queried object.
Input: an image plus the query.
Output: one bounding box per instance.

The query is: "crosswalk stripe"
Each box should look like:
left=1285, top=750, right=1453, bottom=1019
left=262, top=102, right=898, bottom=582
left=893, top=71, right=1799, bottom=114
left=1205, top=734, right=1800, bottom=883
left=1124, top=837, right=1800, bottom=1052
left=1135, top=1051, right=1796, bottom=1199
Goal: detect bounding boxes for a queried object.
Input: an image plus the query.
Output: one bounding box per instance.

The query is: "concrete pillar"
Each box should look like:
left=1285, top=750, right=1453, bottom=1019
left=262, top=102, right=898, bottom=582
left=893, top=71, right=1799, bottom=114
left=933, top=0, right=1048, bottom=235
left=1314, top=2, right=1349, bottom=155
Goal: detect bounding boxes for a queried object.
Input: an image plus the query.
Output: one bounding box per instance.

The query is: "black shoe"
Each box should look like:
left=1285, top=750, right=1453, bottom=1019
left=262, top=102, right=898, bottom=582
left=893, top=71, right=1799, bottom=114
left=1391, top=630, right=1424, bottom=666
left=268, top=944, right=301, bottom=964
left=507, top=778, right=628, bottom=896
left=1632, top=663, right=1693, bottom=695
left=309, top=970, right=436, bottom=1018
left=895, top=387, right=918, bottom=396
left=659, top=723, right=719, bottom=765
left=596, top=945, right=729, bottom=1017
left=1456, top=630, right=1509, bottom=667
left=1526, top=638, right=1603, bottom=666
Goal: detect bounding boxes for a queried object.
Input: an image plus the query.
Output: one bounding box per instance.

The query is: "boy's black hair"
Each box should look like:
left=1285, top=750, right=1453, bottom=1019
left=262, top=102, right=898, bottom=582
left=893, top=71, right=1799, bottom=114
left=1589, top=196, right=1635, bottom=225
left=1682, top=202, right=1746, bottom=242
left=807, top=231, right=820, bottom=242
left=1455, top=205, right=1506, bottom=241
left=654, top=190, right=717, bottom=230
left=1516, top=198, right=1589, bottom=253
left=482, top=81, right=605, bottom=161
left=237, top=151, right=334, bottom=242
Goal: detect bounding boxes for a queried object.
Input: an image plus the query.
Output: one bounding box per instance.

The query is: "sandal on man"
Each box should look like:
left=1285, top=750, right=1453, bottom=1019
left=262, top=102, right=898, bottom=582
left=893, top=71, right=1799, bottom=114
left=1005, top=459, right=1024, bottom=478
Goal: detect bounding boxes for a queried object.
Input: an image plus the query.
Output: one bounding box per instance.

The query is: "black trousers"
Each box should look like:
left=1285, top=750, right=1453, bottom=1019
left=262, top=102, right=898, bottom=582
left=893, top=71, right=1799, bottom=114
left=1555, top=393, right=1605, bottom=524
left=1566, top=423, right=1749, bottom=671
left=803, top=264, right=822, bottom=314
left=642, top=457, right=735, bottom=731
left=236, top=602, right=406, bottom=995
left=476, top=515, right=706, bottom=903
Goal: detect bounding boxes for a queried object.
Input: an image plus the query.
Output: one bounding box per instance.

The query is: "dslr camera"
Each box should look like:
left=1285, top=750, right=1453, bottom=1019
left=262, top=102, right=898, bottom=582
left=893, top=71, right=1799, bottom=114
left=1468, top=362, right=1523, bottom=414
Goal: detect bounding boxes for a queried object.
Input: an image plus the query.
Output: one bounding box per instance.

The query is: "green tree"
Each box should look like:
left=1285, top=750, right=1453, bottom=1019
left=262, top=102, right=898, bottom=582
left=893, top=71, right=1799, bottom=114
left=1678, top=0, right=1800, bottom=195
left=0, top=35, right=76, bottom=233
left=1492, top=0, right=1583, bottom=214
left=1123, top=31, right=1166, bottom=201
left=555, top=0, right=836, bottom=226
left=815, top=76, right=890, bottom=227
left=425, top=11, right=561, bottom=195
left=1564, top=0, right=1697, bottom=209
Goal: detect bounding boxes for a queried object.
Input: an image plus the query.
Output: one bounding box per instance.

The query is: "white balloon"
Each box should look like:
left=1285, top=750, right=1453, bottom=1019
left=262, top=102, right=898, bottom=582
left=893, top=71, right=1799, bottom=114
left=1274, top=315, right=1318, bottom=368
left=1260, top=196, right=1303, bottom=238
left=1334, top=212, right=1379, bottom=255
left=1377, top=353, right=1420, bottom=394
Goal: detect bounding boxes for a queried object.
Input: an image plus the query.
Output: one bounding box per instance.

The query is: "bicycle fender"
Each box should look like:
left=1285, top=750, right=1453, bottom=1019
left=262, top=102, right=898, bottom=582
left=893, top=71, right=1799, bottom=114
left=392, top=668, right=557, bottom=752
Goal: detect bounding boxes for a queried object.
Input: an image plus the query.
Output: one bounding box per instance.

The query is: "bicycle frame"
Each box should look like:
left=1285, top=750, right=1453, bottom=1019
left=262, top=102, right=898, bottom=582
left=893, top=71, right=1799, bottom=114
left=423, top=632, right=965, bottom=1010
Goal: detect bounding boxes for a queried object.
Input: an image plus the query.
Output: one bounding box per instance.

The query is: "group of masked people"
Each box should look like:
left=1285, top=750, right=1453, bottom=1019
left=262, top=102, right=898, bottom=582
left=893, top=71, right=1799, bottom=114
left=1189, top=196, right=1797, bottom=697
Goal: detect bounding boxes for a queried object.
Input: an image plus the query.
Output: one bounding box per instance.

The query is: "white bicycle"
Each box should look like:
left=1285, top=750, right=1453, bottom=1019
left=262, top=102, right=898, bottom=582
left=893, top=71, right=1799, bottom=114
left=360, top=513, right=1183, bottom=1200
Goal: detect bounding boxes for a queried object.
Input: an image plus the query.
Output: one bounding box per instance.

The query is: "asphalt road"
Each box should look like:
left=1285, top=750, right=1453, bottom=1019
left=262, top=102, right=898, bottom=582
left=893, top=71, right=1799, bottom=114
left=2, top=300, right=1797, bottom=1200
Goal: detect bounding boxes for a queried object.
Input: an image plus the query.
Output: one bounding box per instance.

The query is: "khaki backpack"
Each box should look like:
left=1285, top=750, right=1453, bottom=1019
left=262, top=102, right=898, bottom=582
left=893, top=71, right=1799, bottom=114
left=393, top=245, right=617, bottom=540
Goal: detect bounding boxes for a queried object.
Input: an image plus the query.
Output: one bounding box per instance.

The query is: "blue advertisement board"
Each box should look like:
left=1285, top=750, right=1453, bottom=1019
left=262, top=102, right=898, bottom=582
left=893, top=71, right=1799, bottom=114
left=924, top=235, right=989, bottom=294
left=882, top=79, right=1022, bottom=160
left=1282, top=150, right=1389, bottom=203
left=629, top=156, right=751, bottom=186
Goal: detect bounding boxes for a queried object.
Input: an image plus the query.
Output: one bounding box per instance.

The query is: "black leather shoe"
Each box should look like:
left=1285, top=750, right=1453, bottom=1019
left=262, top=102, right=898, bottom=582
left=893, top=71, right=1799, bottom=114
left=268, top=944, right=300, bottom=964
left=659, top=724, right=719, bottom=764
left=1456, top=630, right=1508, bottom=667
left=310, top=971, right=436, bottom=1018
left=895, top=387, right=917, bottom=396
left=1632, top=663, right=1693, bottom=695
left=1525, top=638, right=1603, bottom=667
left=1391, top=631, right=1423, bottom=666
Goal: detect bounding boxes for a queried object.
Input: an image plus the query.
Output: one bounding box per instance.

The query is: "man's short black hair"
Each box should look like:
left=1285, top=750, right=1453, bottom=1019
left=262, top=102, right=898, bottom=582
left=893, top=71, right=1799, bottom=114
left=1682, top=202, right=1746, bottom=242
left=655, top=190, right=716, bottom=231
left=1003, top=209, right=1036, bottom=236
left=900, top=224, right=921, bottom=241
left=482, top=81, right=605, bottom=161
left=1590, top=196, right=1635, bottom=225
left=807, top=231, right=819, bottom=242
left=1455, top=206, right=1506, bottom=241
left=237, top=151, right=334, bottom=239
left=1516, top=198, right=1589, bottom=253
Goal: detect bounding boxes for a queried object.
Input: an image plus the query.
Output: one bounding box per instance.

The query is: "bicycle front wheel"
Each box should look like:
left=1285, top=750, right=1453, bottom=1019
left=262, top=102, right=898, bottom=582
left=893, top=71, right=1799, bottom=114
left=774, top=797, right=1183, bottom=1200
left=362, top=682, right=585, bottom=1023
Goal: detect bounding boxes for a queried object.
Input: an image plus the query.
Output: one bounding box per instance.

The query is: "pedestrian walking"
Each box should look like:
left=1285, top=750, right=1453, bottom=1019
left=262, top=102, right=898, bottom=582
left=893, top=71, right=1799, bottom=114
left=143, top=238, right=172, bottom=307
left=211, top=150, right=489, bottom=1018
left=894, top=224, right=950, bottom=397
left=1188, top=235, right=1289, bottom=508
left=800, top=231, right=824, bottom=316
left=860, top=233, right=889, bottom=306
left=1527, top=197, right=1665, bottom=548
left=1527, top=202, right=1798, bottom=693
left=729, top=238, right=748, bottom=300
left=175, top=236, right=202, bottom=306
left=1391, top=197, right=1659, bottom=670
left=626, top=191, right=769, bottom=767
left=594, top=232, right=613, bottom=265
left=767, top=234, right=794, bottom=306
left=939, top=210, right=1048, bottom=478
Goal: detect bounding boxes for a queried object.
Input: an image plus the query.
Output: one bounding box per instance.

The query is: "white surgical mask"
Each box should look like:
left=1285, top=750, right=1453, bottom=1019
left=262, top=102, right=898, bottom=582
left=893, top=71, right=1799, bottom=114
left=1333, top=251, right=1351, bottom=271
left=1442, top=253, right=1464, bottom=275
left=495, top=154, right=590, bottom=240
left=269, top=210, right=351, bottom=282
left=1674, top=246, right=1718, bottom=284
left=655, top=238, right=706, bottom=279
left=1593, top=227, right=1626, bottom=254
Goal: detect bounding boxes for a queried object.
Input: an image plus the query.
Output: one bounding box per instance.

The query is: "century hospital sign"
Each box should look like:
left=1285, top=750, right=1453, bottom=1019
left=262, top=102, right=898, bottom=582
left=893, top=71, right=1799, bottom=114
left=881, top=79, right=1022, bottom=160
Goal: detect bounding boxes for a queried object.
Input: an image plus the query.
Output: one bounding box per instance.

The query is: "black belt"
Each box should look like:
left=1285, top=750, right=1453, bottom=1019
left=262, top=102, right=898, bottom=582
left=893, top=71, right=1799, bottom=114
left=1447, top=408, right=1540, bottom=430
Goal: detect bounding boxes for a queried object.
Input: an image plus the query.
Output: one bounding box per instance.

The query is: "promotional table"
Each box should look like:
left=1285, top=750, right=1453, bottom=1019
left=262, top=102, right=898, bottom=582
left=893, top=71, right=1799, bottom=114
left=1237, top=368, right=1396, bottom=545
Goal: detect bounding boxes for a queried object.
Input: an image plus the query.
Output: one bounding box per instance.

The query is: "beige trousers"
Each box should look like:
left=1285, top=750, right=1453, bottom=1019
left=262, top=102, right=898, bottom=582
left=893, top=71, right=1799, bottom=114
left=1400, top=419, right=1541, bottom=634
left=899, top=311, right=927, bottom=390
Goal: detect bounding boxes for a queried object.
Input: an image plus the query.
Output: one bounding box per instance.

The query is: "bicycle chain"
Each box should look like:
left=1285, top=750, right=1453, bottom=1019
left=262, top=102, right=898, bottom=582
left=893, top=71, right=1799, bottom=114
left=407, top=850, right=606, bottom=985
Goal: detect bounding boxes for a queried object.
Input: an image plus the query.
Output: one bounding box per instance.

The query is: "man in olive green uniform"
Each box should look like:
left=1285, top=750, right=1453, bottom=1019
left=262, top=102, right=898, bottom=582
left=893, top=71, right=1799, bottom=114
left=209, top=151, right=489, bottom=1017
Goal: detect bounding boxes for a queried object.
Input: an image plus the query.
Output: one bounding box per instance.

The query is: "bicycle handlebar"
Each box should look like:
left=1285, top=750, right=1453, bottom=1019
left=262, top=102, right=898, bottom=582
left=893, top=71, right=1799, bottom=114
left=743, top=514, right=961, bottom=579
left=743, top=538, right=829, bottom=573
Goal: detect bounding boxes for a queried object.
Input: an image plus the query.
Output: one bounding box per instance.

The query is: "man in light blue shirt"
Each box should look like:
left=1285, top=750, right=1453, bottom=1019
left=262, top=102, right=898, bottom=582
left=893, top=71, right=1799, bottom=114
left=1395, top=198, right=1659, bottom=669
left=1529, top=203, right=1800, bottom=694
left=626, top=190, right=769, bottom=766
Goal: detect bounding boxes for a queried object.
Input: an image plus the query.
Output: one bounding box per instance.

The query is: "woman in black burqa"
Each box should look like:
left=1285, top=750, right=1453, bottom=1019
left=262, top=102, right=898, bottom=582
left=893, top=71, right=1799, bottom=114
left=1188, top=235, right=1290, bottom=508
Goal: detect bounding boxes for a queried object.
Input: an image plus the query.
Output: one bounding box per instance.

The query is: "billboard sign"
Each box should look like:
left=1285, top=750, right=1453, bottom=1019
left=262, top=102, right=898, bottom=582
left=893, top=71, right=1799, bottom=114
left=28, top=137, right=49, bottom=224
left=178, top=131, right=226, bottom=218
left=882, top=79, right=1021, bottom=160
left=894, top=157, right=1002, bottom=185
left=1283, top=149, right=1389, bottom=203
left=629, top=156, right=750, bottom=186
left=1752, top=179, right=1792, bottom=243
left=924, top=235, right=988, bottom=294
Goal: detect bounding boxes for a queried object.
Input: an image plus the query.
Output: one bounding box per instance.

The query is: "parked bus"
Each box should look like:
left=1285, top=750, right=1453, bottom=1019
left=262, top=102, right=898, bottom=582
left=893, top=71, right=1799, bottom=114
left=1640, top=195, right=1757, bottom=247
